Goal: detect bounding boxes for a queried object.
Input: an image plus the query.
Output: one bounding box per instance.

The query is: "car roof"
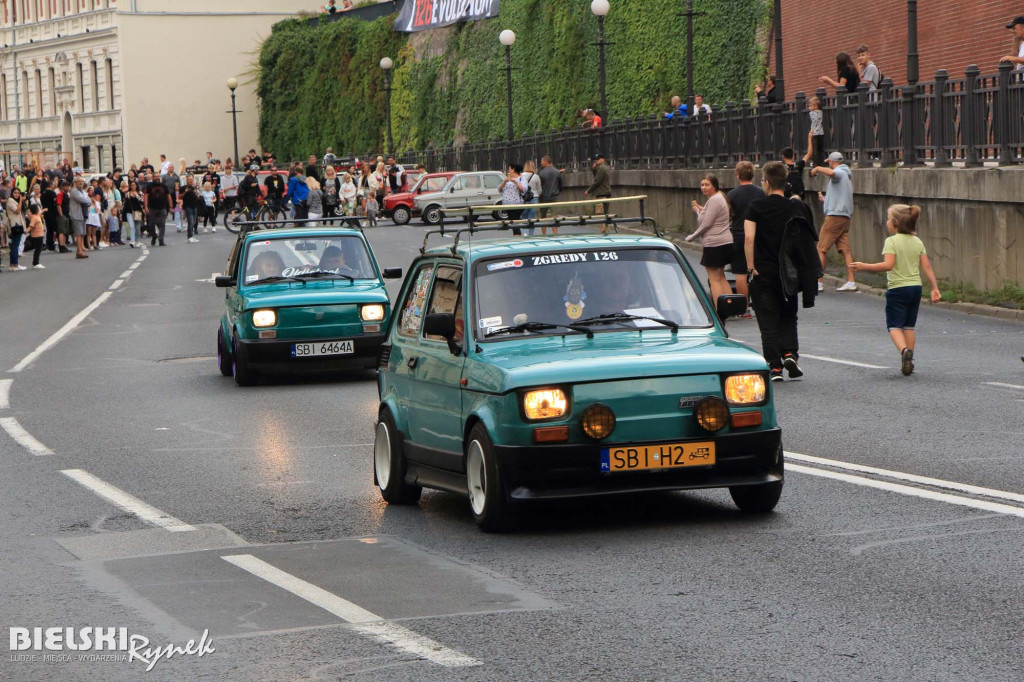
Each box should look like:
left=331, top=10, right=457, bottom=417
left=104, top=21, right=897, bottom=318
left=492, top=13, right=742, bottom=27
left=424, top=234, right=677, bottom=262
left=241, top=227, right=365, bottom=242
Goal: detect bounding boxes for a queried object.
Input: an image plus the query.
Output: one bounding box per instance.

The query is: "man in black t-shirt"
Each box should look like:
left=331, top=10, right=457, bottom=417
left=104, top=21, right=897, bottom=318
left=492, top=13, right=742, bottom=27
left=144, top=179, right=172, bottom=246
left=263, top=165, right=286, bottom=213
left=726, top=160, right=763, bottom=313
left=744, top=161, right=803, bottom=382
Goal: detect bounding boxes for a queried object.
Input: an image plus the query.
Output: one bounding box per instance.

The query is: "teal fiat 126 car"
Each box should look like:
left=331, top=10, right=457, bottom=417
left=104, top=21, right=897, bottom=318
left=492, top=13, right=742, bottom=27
left=215, top=225, right=402, bottom=386
left=373, top=233, right=783, bottom=531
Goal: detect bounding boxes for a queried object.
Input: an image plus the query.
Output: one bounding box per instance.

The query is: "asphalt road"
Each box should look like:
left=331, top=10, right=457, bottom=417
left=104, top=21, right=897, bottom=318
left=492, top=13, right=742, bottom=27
left=1, top=221, right=1022, bottom=681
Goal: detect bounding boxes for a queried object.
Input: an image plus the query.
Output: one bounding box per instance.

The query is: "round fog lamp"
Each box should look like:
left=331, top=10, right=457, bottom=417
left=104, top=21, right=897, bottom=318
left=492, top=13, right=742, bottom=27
left=695, top=397, right=729, bottom=432
left=581, top=403, right=616, bottom=440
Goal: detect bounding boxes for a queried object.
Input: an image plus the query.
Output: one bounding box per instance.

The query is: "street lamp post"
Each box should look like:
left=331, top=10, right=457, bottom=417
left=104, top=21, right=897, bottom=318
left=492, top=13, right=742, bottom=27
left=679, top=0, right=705, bottom=115
left=226, top=77, right=240, bottom=169
left=591, top=0, right=610, bottom=123
left=906, top=0, right=919, bottom=84
left=772, top=0, right=785, bottom=101
left=380, top=57, right=394, bottom=155
left=499, top=30, right=516, bottom=141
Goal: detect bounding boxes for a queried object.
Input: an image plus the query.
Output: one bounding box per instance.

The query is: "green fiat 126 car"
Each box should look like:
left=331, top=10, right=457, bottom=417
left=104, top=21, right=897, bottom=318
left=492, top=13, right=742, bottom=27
left=374, top=233, right=784, bottom=531
left=215, top=225, right=402, bottom=385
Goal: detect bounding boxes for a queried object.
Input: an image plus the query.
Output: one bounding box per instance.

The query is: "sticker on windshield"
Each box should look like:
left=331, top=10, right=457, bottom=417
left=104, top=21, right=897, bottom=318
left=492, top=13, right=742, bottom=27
left=246, top=274, right=258, bottom=282
left=529, top=252, right=619, bottom=266
left=487, top=259, right=523, bottom=271
left=564, top=273, right=587, bottom=320
left=479, top=315, right=502, bottom=329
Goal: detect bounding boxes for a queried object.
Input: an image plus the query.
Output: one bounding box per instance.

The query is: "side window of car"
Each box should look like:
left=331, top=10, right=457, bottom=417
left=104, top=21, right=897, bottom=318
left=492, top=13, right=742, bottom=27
left=482, top=174, right=501, bottom=190
left=423, top=265, right=463, bottom=342
left=226, top=241, right=240, bottom=281
left=397, top=263, right=435, bottom=338
left=451, top=177, right=467, bottom=192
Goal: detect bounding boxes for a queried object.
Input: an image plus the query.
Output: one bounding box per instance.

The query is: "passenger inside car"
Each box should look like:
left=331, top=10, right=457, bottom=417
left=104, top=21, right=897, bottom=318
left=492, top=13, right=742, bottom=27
left=318, top=245, right=346, bottom=271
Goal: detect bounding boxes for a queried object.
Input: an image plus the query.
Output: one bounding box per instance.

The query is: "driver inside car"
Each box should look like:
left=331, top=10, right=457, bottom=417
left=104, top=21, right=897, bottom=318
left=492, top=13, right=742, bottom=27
left=318, top=245, right=346, bottom=272
left=249, top=250, right=286, bottom=280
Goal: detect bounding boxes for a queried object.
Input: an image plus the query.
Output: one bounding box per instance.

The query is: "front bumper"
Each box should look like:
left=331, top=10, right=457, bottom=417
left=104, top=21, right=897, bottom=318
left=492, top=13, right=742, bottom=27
left=238, top=334, right=385, bottom=372
left=493, top=428, right=782, bottom=501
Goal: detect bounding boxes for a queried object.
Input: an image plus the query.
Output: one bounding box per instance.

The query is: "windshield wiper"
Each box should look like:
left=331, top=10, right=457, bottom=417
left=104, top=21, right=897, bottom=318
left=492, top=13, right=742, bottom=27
left=293, top=271, right=355, bottom=282
left=576, top=313, right=679, bottom=333
left=249, top=275, right=304, bottom=285
left=484, top=321, right=594, bottom=339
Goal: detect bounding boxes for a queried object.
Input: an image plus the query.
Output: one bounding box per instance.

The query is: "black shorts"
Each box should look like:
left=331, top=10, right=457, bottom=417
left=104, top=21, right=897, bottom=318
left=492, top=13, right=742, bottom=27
left=700, top=243, right=733, bottom=269
left=730, top=234, right=747, bottom=274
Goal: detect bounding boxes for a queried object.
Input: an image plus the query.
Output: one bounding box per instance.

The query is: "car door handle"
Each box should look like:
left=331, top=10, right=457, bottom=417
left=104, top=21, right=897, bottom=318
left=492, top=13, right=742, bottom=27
left=407, top=357, right=418, bottom=369
left=476, top=191, right=484, bottom=195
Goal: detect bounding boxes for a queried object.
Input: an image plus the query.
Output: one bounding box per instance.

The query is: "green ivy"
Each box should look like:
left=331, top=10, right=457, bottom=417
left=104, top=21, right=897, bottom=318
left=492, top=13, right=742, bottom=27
left=258, top=0, right=771, bottom=160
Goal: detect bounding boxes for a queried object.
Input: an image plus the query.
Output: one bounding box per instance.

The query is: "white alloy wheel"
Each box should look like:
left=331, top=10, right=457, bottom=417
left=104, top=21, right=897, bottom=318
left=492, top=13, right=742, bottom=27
left=374, top=420, right=392, bottom=490
left=466, top=439, right=487, bottom=516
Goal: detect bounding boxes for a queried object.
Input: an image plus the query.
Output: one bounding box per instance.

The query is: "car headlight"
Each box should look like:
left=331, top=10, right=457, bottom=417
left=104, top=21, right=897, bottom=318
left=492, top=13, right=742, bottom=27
left=252, top=309, right=276, bottom=328
left=361, top=304, right=385, bottom=322
left=724, top=374, right=766, bottom=405
left=522, top=388, right=568, bottom=421
left=580, top=403, right=615, bottom=440
left=695, top=396, right=729, bottom=432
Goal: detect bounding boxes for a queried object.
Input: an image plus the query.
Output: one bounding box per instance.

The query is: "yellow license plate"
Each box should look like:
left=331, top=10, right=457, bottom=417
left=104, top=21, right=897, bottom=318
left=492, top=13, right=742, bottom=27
left=600, top=442, right=715, bottom=472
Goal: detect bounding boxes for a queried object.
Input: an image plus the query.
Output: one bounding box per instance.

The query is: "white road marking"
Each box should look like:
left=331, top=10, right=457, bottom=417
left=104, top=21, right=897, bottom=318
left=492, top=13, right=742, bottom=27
left=799, top=353, right=888, bottom=369
left=60, top=469, right=197, bottom=532
left=788, top=464, right=1024, bottom=519
left=129, top=262, right=141, bottom=270
left=983, top=381, right=1024, bottom=391
left=0, top=417, right=53, bottom=455
left=120, top=270, right=133, bottom=278
left=195, top=272, right=222, bottom=284
left=786, top=451, right=1024, bottom=504
left=221, top=554, right=482, bottom=668
left=10, top=291, right=112, bottom=373
left=0, top=379, right=11, bottom=409
left=109, top=280, right=123, bottom=290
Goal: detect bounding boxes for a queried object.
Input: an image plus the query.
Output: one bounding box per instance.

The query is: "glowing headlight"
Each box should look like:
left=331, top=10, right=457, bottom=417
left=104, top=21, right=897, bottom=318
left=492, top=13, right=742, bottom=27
left=522, top=388, right=568, bottom=421
left=252, top=309, right=277, bottom=328
left=724, top=374, right=767, bottom=405
left=695, top=396, right=729, bottom=432
left=361, top=304, right=385, bottom=322
left=581, top=404, right=616, bottom=440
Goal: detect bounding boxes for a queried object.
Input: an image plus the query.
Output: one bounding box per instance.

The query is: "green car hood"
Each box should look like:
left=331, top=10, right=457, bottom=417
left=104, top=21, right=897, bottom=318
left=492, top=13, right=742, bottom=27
left=467, top=332, right=766, bottom=393
left=241, top=282, right=389, bottom=310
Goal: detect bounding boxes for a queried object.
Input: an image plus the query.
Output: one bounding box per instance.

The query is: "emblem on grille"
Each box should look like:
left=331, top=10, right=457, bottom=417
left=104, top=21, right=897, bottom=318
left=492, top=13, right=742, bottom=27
left=678, top=396, right=709, bottom=409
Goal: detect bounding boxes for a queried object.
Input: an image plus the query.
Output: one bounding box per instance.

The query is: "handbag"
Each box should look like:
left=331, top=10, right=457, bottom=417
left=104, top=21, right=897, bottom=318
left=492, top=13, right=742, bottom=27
left=133, top=211, right=142, bottom=222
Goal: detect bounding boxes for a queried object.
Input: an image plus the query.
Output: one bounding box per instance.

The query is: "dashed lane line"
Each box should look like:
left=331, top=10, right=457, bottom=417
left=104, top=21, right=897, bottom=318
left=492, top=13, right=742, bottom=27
left=221, top=554, right=482, bottom=668
left=786, top=451, right=1024, bottom=505
left=0, top=379, right=11, bottom=409
left=10, top=291, right=113, bottom=373
left=60, top=469, right=196, bottom=532
left=0, top=417, right=54, bottom=455
left=730, top=340, right=888, bottom=369
left=983, top=381, right=1024, bottom=391
left=109, top=280, right=124, bottom=290
left=120, top=270, right=133, bottom=278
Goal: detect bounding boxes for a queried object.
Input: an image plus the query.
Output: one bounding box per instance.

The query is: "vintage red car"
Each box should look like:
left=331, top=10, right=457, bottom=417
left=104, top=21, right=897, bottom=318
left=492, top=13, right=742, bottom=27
left=382, top=171, right=461, bottom=225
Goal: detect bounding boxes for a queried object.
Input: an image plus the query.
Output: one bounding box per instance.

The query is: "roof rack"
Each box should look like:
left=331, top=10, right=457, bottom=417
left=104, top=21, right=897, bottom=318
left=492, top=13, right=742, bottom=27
left=235, top=215, right=366, bottom=237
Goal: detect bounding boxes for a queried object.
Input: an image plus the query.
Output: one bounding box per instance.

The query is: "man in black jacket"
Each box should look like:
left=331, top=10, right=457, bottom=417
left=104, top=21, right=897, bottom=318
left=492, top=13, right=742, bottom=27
left=744, top=161, right=815, bottom=382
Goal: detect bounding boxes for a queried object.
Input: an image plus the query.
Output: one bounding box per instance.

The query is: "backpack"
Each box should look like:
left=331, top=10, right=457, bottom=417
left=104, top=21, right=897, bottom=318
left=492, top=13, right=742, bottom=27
left=779, top=199, right=823, bottom=305
left=522, top=173, right=535, bottom=202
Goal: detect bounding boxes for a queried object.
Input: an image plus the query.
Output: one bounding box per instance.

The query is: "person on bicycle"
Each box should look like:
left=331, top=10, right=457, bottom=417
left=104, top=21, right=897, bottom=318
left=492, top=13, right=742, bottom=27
left=264, top=164, right=286, bottom=215
left=238, top=165, right=262, bottom=218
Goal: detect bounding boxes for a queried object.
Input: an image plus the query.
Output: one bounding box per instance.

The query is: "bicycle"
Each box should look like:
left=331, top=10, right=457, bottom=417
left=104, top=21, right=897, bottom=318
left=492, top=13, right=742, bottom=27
left=224, top=196, right=284, bottom=233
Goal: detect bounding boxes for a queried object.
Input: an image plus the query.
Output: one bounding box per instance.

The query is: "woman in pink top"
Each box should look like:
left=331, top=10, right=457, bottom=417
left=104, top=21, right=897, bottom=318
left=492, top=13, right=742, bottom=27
left=686, top=173, right=733, bottom=303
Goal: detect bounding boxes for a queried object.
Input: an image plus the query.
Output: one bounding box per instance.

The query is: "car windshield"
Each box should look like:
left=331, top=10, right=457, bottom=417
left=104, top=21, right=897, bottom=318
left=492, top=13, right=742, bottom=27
left=243, top=235, right=376, bottom=284
left=418, top=175, right=449, bottom=192
left=473, top=247, right=711, bottom=340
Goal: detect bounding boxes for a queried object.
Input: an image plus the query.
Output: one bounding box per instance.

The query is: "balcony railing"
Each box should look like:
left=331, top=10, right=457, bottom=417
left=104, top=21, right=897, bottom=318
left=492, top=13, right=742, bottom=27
left=380, top=63, right=1024, bottom=173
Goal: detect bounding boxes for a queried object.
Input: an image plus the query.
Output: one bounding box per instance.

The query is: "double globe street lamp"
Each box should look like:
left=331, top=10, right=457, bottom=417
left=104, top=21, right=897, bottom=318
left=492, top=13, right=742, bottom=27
left=380, top=57, right=395, bottom=155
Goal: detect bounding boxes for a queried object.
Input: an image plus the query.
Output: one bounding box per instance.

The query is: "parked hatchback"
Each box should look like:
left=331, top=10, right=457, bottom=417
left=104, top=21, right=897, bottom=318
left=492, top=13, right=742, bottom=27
left=384, top=171, right=461, bottom=225
left=374, top=234, right=783, bottom=531
left=414, top=171, right=508, bottom=225
left=215, top=226, right=402, bottom=386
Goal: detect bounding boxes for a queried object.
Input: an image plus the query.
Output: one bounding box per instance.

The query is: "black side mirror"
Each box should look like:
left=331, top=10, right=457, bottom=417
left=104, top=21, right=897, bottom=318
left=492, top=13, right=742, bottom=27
left=215, top=276, right=236, bottom=288
left=716, top=294, right=747, bottom=321
left=382, top=267, right=403, bottom=280
left=423, top=312, right=455, bottom=338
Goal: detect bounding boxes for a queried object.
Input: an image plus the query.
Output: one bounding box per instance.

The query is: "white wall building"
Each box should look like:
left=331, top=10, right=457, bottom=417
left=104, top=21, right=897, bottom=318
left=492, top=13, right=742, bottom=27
left=0, top=0, right=309, bottom=172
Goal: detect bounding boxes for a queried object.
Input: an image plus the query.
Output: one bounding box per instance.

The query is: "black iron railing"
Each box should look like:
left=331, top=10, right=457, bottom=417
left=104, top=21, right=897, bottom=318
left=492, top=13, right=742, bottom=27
left=371, top=63, right=1024, bottom=172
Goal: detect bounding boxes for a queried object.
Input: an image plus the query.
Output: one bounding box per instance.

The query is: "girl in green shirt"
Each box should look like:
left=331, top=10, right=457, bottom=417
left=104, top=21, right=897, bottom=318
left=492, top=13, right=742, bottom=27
left=852, top=204, right=940, bottom=375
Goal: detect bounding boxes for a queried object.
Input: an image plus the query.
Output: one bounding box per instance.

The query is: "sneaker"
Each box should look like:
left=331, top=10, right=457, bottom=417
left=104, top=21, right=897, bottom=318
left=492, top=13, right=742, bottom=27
left=176, top=227, right=183, bottom=233
left=901, top=348, right=915, bottom=376
left=58, top=246, right=70, bottom=253
left=782, top=353, right=803, bottom=380
left=8, top=265, right=21, bottom=271
left=743, top=308, right=755, bottom=319
left=211, top=227, right=217, bottom=232
left=32, top=264, right=45, bottom=269
left=817, top=281, right=824, bottom=292
left=129, top=242, right=135, bottom=248
left=188, top=237, right=199, bottom=243
left=770, top=367, right=784, bottom=382
left=836, top=281, right=858, bottom=292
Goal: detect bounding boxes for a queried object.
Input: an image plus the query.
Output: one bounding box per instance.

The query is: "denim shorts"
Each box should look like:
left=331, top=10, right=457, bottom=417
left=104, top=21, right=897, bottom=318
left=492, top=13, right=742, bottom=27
left=885, top=285, right=922, bottom=330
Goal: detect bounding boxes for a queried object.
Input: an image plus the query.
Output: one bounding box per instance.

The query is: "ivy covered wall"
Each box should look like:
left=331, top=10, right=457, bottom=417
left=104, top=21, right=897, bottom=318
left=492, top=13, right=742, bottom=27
left=258, top=0, right=771, bottom=160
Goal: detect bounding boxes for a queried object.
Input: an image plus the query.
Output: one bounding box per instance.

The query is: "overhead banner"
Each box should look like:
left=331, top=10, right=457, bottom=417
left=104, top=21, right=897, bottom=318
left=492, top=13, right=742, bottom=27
left=396, top=0, right=500, bottom=32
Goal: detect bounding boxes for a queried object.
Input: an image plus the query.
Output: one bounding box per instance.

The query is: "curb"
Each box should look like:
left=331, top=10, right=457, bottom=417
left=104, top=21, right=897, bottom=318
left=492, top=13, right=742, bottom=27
left=624, top=225, right=1024, bottom=324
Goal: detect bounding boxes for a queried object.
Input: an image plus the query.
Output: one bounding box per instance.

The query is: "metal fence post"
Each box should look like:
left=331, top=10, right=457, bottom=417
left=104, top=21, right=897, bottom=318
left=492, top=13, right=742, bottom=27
left=932, top=69, right=951, bottom=167
left=794, top=91, right=807, bottom=157
left=724, top=101, right=736, bottom=166
left=740, top=100, right=754, bottom=161
left=963, top=65, right=981, bottom=167
left=996, top=61, right=1014, bottom=166
left=902, top=82, right=918, bottom=167
left=855, top=82, right=871, bottom=167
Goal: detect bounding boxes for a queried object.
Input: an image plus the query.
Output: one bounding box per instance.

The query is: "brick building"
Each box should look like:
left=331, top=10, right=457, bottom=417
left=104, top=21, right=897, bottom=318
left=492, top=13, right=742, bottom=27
left=775, top=0, right=1023, bottom=98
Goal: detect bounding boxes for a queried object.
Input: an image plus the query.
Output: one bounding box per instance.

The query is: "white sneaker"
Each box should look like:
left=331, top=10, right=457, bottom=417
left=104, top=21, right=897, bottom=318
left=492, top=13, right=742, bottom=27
left=836, top=281, right=858, bottom=292
left=817, top=281, right=824, bottom=292
left=32, top=264, right=45, bottom=269
left=98, top=242, right=109, bottom=249
left=211, top=227, right=217, bottom=232
left=188, top=237, right=199, bottom=243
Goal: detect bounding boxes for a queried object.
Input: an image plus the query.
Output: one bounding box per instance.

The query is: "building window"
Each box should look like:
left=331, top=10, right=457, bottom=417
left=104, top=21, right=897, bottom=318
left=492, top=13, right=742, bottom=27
left=22, top=71, right=29, bottom=118
left=48, top=67, right=55, bottom=115
left=34, top=69, right=42, bottom=117
left=0, top=74, right=7, bottom=121
left=90, top=60, right=98, bottom=111
left=105, top=58, right=113, bottom=109
left=81, top=144, right=90, bottom=170
left=76, top=62, right=83, bottom=111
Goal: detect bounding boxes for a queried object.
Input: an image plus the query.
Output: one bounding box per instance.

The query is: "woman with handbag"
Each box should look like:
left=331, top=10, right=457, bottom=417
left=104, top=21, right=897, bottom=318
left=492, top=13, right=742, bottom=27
left=123, top=181, right=144, bottom=247
left=5, top=187, right=27, bottom=271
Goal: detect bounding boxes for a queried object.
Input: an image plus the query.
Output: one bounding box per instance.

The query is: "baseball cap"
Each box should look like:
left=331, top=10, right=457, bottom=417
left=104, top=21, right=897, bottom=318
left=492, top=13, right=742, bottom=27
left=592, top=152, right=605, bottom=161
left=249, top=164, right=260, bottom=171
left=827, top=151, right=844, bottom=163
left=1006, top=16, right=1024, bottom=28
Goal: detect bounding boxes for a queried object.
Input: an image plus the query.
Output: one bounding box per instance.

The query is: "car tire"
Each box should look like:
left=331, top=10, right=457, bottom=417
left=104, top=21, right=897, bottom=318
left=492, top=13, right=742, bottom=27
left=232, top=334, right=259, bottom=387
left=374, top=408, right=422, bottom=504
left=729, top=449, right=784, bottom=513
left=422, top=205, right=442, bottom=225
left=493, top=209, right=510, bottom=221
left=217, top=328, right=233, bottom=377
left=465, top=423, right=515, bottom=532
left=391, top=206, right=411, bottom=225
